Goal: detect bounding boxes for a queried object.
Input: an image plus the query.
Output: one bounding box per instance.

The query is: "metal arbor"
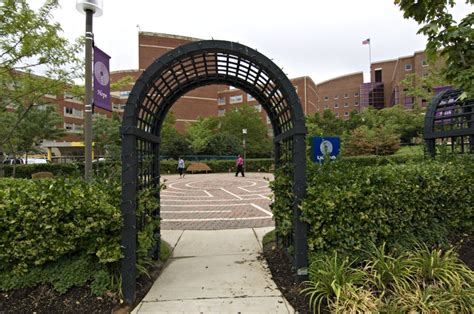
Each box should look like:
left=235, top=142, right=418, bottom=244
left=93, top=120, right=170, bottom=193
left=120, top=40, right=308, bottom=304
left=424, top=89, right=474, bottom=156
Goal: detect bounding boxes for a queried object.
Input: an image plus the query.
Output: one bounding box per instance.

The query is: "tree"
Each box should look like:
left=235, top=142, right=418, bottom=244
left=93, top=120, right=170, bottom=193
left=343, top=125, right=401, bottom=156
left=186, top=116, right=220, bottom=154
left=92, top=112, right=122, bottom=160
left=395, top=0, right=474, bottom=98
left=219, top=105, right=272, bottom=157
left=0, top=0, right=81, bottom=175
left=306, top=109, right=345, bottom=138
left=400, top=70, right=449, bottom=104
left=0, top=105, right=64, bottom=176
left=160, top=112, right=190, bottom=159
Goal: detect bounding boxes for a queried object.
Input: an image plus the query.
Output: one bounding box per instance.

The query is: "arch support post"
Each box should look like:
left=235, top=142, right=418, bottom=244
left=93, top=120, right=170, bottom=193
left=292, top=133, right=308, bottom=281
left=121, top=133, right=138, bottom=305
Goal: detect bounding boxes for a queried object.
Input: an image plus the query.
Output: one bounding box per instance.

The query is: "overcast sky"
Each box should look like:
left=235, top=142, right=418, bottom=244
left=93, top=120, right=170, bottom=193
left=53, top=0, right=470, bottom=84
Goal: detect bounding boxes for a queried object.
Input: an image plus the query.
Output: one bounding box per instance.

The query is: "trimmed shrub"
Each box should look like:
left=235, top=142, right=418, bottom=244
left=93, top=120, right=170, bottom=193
left=3, top=163, right=81, bottom=178
left=0, top=178, right=122, bottom=274
left=160, top=158, right=274, bottom=174
left=300, top=157, right=474, bottom=258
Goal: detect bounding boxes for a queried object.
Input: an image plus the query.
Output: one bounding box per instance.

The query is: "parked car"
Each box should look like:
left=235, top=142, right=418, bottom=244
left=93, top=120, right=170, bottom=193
left=3, top=158, right=24, bottom=165
left=3, top=158, right=48, bottom=165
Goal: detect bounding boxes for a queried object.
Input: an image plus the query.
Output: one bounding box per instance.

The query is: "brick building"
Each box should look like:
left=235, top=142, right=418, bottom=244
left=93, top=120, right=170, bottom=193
left=363, top=51, right=435, bottom=109
left=32, top=32, right=440, bottom=158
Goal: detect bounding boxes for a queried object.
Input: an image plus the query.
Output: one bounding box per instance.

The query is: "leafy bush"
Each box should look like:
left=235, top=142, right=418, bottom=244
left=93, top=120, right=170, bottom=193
left=0, top=178, right=122, bottom=274
left=3, top=163, right=81, bottom=178
left=0, top=169, right=166, bottom=296
left=160, top=158, right=274, bottom=174
left=303, top=243, right=474, bottom=313
left=301, top=158, right=474, bottom=258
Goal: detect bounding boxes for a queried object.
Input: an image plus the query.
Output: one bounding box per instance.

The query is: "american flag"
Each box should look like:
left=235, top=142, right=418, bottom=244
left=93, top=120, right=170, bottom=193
left=362, top=38, right=370, bottom=45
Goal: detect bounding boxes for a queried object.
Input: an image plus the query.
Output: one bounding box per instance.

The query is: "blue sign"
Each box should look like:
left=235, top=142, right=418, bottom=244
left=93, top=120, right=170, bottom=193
left=311, top=137, right=341, bottom=163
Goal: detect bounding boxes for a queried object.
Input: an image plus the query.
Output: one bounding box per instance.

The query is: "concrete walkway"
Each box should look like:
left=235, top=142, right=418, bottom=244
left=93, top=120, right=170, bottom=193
left=132, top=228, right=294, bottom=313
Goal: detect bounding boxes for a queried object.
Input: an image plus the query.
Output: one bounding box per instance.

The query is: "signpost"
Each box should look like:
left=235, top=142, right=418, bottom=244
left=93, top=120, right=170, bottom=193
left=311, top=136, right=340, bottom=163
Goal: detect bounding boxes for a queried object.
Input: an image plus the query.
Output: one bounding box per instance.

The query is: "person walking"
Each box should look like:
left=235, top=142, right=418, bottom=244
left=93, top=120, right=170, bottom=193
left=235, top=154, right=245, bottom=177
left=177, top=157, right=185, bottom=178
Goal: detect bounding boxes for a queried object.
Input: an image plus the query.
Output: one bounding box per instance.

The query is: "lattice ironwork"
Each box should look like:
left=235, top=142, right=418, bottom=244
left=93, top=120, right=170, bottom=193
left=424, top=89, right=474, bottom=156
left=120, top=40, right=307, bottom=304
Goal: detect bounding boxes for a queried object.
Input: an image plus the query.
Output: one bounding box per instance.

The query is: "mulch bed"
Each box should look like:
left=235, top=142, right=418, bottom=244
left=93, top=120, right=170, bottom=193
left=262, top=233, right=474, bottom=314
left=1, top=234, right=472, bottom=313
left=0, top=260, right=166, bottom=314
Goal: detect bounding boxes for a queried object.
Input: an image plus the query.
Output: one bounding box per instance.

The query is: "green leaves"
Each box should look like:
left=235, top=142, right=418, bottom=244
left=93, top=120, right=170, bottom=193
left=0, top=178, right=122, bottom=274
left=395, top=0, right=474, bottom=97
left=303, top=242, right=474, bottom=313
left=301, top=156, right=474, bottom=259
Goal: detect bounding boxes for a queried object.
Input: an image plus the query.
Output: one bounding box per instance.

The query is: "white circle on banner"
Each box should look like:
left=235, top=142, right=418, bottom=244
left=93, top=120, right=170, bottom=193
left=94, top=61, right=109, bottom=86
left=320, top=140, right=333, bottom=155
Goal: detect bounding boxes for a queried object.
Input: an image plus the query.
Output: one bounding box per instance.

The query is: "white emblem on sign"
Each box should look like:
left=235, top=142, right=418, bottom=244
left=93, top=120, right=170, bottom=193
left=94, top=61, right=109, bottom=86
left=320, top=140, right=333, bottom=155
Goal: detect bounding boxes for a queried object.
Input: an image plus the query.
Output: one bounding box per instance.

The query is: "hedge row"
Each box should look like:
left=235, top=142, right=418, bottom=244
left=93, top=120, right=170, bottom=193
left=3, top=163, right=81, bottom=178
left=299, top=157, right=473, bottom=258
left=0, top=178, right=122, bottom=275
left=160, top=158, right=274, bottom=174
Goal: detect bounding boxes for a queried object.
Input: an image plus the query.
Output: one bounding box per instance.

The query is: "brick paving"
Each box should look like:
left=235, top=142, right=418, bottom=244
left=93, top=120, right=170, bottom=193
left=160, top=172, right=274, bottom=230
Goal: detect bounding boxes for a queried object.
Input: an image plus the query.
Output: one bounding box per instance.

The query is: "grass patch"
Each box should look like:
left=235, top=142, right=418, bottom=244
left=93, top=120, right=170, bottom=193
left=160, top=239, right=172, bottom=262
left=262, top=229, right=276, bottom=247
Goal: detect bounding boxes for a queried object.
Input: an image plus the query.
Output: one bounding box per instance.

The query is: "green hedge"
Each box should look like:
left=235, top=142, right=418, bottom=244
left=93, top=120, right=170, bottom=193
left=160, top=158, right=274, bottom=174
left=0, top=178, right=122, bottom=274
left=339, top=154, right=427, bottom=167
left=3, top=163, right=81, bottom=178
left=300, top=158, right=474, bottom=258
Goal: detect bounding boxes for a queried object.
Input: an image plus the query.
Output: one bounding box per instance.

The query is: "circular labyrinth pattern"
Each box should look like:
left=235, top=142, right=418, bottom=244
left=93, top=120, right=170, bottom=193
left=160, top=173, right=274, bottom=230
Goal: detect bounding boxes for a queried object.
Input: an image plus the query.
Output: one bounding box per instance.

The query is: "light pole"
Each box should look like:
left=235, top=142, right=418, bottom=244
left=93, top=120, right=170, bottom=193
left=242, top=128, right=247, bottom=172
left=76, top=0, right=103, bottom=181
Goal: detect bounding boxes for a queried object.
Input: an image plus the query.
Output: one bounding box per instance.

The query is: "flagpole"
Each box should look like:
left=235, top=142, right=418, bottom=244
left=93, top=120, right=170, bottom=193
left=368, top=40, right=372, bottom=67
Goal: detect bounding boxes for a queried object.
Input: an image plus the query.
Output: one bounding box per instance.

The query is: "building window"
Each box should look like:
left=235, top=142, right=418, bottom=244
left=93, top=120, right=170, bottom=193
left=405, top=64, right=412, bottom=71
left=218, top=109, right=226, bottom=116
left=344, top=93, right=349, bottom=98
left=344, top=112, right=350, bottom=117
left=229, top=95, right=243, bottom=104
left=247, top=94, right=255, bottom=101
left=334, top=95, right=339, bottom=100
left=421, top=59, right=428, bottom=67
left=354, top=92, right=359, bottom=97
left=335, top=112, right=339, bottom=117
left=64, top=107, right=83, bottom=118
left=344, top=103, right=349, bottom=108
left=119, top=91, right=130, bottom=97
left=324, top=104, right=329, bottom=109
left=64, top=123, right=82, bottom=133
left=254, top=104, right=262, bottom=112
left=334, top=103, right=339, bottom=108
left=324, top=96, right=329, bottom=101
left=294, top=86, right=298, bottom=92
left=355, top=101, right=359, bottom=106
left=217, top=97, right=225, bottom=105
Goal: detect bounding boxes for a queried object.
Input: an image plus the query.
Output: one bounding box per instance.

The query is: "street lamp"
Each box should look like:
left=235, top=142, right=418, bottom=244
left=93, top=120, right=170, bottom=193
left=242, top=128, right=247, bottom=172
left=76, top=0, right=103, bottom=181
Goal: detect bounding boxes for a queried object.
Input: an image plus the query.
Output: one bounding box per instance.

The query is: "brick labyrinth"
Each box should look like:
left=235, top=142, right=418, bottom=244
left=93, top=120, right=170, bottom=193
left=160, top=173, right=275, bottom=230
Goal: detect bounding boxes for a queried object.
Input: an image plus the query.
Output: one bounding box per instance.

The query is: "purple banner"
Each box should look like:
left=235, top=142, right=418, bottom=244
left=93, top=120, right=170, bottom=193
left=93, top=45, right=111, bottom=111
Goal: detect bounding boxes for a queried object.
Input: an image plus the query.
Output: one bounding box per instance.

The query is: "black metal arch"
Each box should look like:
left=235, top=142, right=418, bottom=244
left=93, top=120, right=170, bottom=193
left=424, top=89, right=474, bottom=156
left=120, top=40, right=308, bottom=304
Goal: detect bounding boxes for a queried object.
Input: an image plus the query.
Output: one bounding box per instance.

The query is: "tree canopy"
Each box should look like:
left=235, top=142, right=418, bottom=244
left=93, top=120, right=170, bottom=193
left=395, top=0, right=474, bottom=98
left=0, top=0, right=82, bottom=174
